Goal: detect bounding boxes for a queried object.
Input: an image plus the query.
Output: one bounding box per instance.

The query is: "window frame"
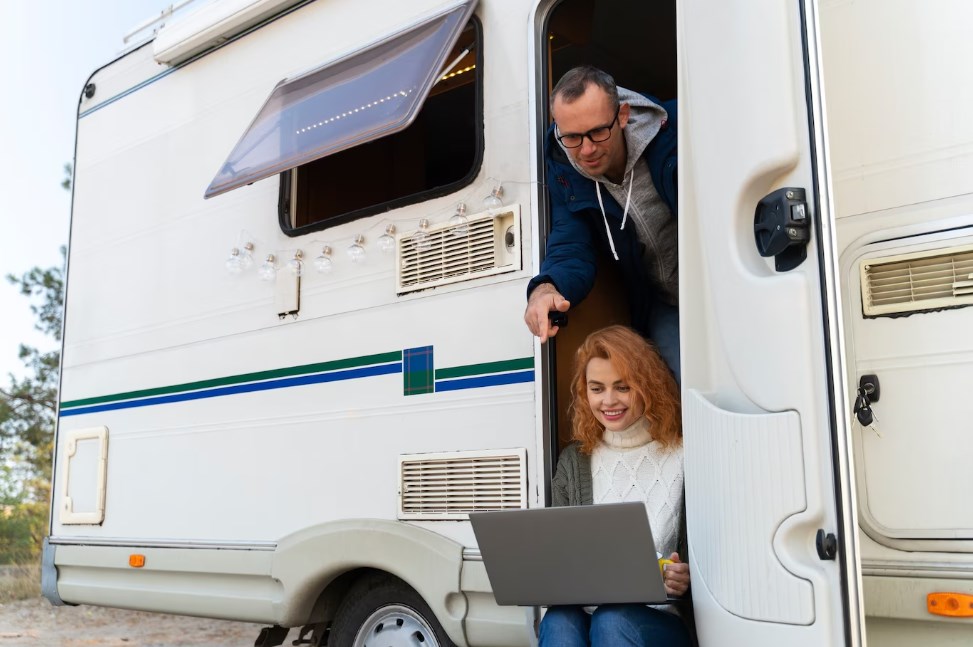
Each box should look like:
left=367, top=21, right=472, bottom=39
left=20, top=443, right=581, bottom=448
left=277, top=16, right=484, bottom=238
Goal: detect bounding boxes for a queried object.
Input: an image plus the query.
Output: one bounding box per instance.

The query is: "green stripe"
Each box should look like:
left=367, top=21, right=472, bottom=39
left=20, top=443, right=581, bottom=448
left=60, top=350, right=403, bottom=409
left=434, top=357, right=533, bottom=380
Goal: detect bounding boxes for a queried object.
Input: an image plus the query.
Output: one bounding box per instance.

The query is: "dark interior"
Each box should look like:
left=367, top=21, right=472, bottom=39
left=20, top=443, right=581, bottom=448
left=545, top=0, right=677, bottom=448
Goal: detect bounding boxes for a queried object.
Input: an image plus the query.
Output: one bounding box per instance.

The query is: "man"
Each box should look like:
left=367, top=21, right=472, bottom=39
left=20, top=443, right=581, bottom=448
left=524, top=66, right=679, bottom=379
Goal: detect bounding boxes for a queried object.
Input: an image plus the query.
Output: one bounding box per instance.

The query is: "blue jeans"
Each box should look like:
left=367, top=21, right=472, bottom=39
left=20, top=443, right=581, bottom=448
left=539, top=604, right=691, bottom=647
left=647, top=300, right=681, bottom=384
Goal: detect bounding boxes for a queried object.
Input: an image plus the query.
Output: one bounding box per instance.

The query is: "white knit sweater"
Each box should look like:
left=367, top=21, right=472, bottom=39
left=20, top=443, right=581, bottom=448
left=591, top=417, right=684, bottom=558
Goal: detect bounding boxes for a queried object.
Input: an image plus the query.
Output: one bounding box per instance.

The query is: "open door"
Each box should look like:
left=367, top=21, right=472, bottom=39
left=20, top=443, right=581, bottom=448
left=678, top=1, right=866, bottom=645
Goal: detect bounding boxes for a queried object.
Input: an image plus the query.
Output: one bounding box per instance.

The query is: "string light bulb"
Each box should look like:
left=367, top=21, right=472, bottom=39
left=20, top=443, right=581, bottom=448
left=225, top=241, right=255, bottom=274
left=483, top=183, right=504, bottom=209
left=240, top=242, right=255, bottom=269
left=257, top=254, right=277, bottom=282
left=225, top=247, right=244, bottom=274
left=313, top=246, right=334, bottom=273
left=413, top=218, right=433, bottom=252
left=286, top=250, right=304, bottom=276
left=377, top=224, right=397, bottom=254
left=448, top=202, right=469, bottom=237
left=347, top=234, right=367, bottom=263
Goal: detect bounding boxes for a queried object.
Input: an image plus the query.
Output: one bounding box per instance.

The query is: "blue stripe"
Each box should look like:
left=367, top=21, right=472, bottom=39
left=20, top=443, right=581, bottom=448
left=434, top=370, right=535, bottom=393
left=60, top=362, right=402, bottom=417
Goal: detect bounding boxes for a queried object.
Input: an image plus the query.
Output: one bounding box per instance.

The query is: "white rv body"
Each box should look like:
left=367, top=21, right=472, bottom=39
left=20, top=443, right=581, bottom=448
left=44, top=0, right=973, bottom=645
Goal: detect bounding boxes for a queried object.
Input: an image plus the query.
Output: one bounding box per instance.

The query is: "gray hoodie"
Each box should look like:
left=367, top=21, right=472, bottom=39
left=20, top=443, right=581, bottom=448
left=558, top=88, right=679, bottom=305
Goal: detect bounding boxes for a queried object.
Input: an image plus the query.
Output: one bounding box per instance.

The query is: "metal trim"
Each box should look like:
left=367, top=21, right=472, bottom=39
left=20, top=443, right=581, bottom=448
left=47, top=536, right=277, bottom=551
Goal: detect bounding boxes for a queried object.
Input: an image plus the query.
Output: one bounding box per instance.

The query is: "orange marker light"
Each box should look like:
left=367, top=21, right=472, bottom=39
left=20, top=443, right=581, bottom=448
left=927, top=592, right=973, bottom=617
left=129, top=554, right=146, bottom=568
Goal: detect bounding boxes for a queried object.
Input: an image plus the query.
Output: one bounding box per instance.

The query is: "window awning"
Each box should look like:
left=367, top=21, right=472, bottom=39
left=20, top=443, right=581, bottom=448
left=204, top=0, right=478, bottom=199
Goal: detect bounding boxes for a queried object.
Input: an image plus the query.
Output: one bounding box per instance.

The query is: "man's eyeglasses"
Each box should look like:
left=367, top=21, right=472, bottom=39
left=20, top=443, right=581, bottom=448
left=555, top=105, right=621, bottom=148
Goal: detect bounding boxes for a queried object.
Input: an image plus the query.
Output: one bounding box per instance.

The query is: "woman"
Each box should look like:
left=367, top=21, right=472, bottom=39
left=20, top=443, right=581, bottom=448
left=540, top=325, right=691, bottom=647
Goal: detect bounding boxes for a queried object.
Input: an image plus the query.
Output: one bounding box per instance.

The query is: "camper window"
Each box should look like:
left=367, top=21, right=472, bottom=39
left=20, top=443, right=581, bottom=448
left=279, top=21, right=481, bottom=235
left=203, top=0, right=481, bottom=233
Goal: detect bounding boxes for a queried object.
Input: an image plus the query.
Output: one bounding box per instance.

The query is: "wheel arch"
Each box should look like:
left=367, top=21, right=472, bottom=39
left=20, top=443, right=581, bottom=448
left=271, top=519, right=468, bottom=645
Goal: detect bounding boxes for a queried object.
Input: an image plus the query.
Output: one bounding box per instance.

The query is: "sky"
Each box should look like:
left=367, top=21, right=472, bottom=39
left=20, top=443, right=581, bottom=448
left=0, top=1, right=193, bottom=379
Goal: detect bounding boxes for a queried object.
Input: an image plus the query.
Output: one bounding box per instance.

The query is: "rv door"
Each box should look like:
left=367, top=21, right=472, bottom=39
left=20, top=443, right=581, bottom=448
left=679, top=1, right=866, bottom=646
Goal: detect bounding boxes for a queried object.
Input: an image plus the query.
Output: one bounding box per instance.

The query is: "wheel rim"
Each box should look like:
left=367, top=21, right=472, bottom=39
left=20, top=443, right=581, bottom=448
left=352, top=603, right=440, bottom=647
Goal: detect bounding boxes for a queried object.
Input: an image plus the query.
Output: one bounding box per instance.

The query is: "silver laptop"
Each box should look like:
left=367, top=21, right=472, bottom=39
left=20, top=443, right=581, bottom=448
left=469, top=502, right=670, bottom=606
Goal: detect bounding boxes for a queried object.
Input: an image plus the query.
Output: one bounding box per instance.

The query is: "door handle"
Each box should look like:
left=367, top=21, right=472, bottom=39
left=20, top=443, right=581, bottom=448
left=754, top=187, right=811, bottom=271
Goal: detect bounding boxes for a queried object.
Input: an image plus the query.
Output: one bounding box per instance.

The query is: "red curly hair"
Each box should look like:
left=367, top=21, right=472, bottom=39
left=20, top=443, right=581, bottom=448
left=570, top=325, right=682, bottom=455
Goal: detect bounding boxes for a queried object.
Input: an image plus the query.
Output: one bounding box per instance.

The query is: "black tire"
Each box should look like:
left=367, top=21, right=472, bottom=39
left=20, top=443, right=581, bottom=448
left=329, top=573, right=457, bottom=647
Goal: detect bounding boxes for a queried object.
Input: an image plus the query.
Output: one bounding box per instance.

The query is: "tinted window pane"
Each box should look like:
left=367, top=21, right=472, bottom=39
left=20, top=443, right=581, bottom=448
left=205, top=0, right=477, bottom=199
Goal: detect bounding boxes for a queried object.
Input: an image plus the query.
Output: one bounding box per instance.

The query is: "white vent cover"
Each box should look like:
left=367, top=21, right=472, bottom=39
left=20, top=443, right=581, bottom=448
left=398, top=448, right=527, bottom=519
left=861, top=243, right=973, bottom=316
left=396, top=205, right=521, bottom=294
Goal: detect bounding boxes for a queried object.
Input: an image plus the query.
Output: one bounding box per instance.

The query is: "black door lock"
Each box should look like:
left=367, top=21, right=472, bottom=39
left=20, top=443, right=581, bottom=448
left=754, top=187, right=811, bottom=271
left=853, top=374, right=880, bottom=426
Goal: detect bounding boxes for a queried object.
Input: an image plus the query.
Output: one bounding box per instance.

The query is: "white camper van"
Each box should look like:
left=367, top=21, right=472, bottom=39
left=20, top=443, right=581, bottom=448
left=44, top=0, right=973, bottom=645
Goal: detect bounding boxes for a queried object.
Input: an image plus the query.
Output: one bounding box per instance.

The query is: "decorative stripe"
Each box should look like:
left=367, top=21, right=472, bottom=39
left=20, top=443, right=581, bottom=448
left=61, top=351, right=403, bottom=410
left=435, top=357, right=533, bottom=380
left=60, top=362, right=402, bottom=417
left=403, top=346, right=435, bottom=396
left=59, top=349, right=534, bottom=417
left=435, top=370, right=534, bottom=392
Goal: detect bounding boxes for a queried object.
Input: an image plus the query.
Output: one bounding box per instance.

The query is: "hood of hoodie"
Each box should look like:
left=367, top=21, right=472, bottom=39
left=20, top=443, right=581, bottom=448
left=558, top=87, right=668, bottom=183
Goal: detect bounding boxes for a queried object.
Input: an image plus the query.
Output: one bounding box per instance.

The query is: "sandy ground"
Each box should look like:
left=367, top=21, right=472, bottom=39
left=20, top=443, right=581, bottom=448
left=0, top=597, right=304, bottom=647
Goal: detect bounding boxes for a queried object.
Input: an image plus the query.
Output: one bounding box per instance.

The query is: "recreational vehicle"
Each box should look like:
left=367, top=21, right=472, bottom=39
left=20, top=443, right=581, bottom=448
left=44, top=0, right=973, bottom=645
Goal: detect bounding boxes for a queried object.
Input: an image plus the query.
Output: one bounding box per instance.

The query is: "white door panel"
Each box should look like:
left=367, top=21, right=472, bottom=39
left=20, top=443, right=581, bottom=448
left=680, top=0, right=865, bottom=644
left=685, top=391, right=813, bottom=625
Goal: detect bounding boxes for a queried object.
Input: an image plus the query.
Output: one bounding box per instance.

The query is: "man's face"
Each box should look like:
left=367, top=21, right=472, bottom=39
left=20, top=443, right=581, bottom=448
left=552, top=84, right=630, bottom=180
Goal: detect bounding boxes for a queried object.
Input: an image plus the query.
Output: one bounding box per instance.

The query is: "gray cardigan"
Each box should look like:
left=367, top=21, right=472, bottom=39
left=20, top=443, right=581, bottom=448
left=551, top=443, right=592, bottom=507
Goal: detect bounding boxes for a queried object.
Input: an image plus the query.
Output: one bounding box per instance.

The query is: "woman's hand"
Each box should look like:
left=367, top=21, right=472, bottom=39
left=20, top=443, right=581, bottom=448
left=662, top=552, right=690, bottom=597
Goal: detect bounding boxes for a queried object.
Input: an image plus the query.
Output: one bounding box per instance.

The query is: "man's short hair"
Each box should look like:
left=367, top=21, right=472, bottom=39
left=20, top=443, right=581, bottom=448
left=551, top=66, right=619, bottom=110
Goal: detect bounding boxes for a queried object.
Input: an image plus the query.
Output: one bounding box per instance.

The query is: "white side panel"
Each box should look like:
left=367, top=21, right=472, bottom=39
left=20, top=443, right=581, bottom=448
left=54, top=282, right=534, bottom=544
left=822, top=0, right=973, bottom=219
left=684, top=391, right=812, bottom=625
left=58, top=0, right=539, bottom=552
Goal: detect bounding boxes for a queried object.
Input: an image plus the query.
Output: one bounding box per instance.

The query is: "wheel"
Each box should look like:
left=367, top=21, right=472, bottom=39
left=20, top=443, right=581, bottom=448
left=329, top=574, right=457, bottom=647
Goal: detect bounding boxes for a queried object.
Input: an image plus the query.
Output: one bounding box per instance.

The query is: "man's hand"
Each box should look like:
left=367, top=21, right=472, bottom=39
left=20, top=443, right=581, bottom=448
left=524, top=283, right=570, bottom=343
left=662, top=552, right=690, bottom=597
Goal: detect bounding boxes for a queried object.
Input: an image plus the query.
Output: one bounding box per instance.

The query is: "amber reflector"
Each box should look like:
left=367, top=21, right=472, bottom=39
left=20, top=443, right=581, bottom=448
left=927, top=592, right=973, bottom=617
left=128, top=554, right=146, bottom=568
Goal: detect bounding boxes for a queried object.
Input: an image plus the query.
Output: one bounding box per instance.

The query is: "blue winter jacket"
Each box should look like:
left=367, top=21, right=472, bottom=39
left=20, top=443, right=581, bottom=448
left=526, top=97, right=677, bottom=337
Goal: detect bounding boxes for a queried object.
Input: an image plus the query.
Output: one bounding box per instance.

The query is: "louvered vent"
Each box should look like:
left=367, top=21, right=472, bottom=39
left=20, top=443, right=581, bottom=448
left=398, top=448, right=527, bottom=519
left=396, top=205, right=521, bottom=294
left=861, top=244, right=973, bottom=316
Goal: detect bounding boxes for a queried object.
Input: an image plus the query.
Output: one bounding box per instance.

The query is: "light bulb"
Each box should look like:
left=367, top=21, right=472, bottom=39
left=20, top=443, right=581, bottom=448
left=378, top=224, right=396, bottom=254
left=448, top=202, right=469, bottom=237
left=314, top=246, right=334, bottom=273
left=413, top=219, right=432, bottom=252
left=225, top=247, right=244, bottom=274
left=257, top=254, right=277, bottom=282
left=286, top=250, right=304, bottom=276
left=239, top=242, right=255, bottom=270
left=483, top=183, right=504, bottom=209
left=347, top=234, right=366, bottom=263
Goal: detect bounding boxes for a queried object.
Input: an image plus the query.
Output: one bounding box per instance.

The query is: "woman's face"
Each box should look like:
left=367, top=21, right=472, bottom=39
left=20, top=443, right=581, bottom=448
left=585, top=357, right=645, bottom=431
